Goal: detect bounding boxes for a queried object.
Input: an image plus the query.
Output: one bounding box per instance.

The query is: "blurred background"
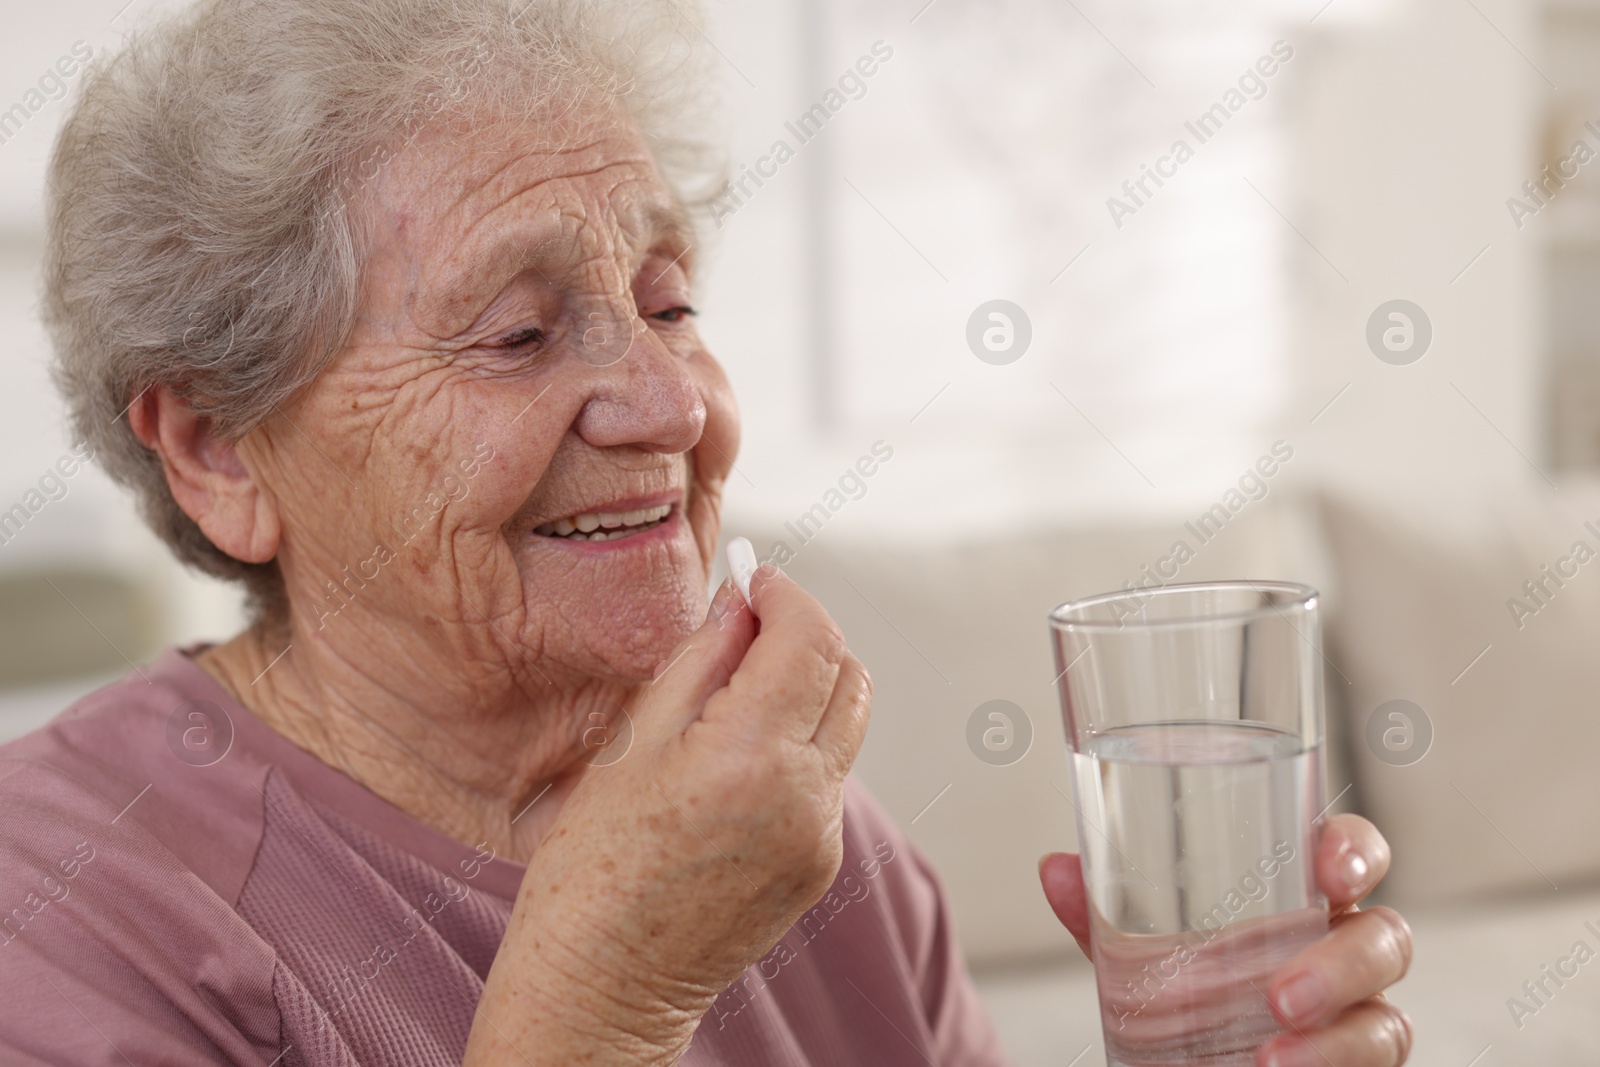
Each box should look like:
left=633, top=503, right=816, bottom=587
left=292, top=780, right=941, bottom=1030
left=3, top=0, right=1599, bottom=1062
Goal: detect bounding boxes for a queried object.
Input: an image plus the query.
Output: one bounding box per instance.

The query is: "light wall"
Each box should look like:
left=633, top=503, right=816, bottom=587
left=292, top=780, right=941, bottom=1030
left=699, top=0, right=1551, bottom=549
left=1292, top=0, right=1547, bottom=501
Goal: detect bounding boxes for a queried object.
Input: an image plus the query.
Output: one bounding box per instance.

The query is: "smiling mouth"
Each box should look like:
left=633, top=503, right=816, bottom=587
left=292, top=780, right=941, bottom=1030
left=534, top=503, right=674, bottom=543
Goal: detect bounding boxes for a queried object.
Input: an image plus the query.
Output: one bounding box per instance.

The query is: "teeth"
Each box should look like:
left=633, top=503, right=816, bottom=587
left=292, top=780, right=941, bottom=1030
left=536, top=503, right=673, bottom=540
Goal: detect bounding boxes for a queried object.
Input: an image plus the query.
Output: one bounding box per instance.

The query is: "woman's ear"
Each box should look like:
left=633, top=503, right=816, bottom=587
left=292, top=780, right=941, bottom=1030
left=126, top=385, right=280, bottom=563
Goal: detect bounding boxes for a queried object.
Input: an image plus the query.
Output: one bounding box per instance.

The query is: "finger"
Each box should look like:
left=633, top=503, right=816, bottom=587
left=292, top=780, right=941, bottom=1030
left=712, top=564, right=848, bottom=742
left=810, top=652, right=872, bottom=776
left=1315, top=814, right=1390, bottom=912
left=1257, top=997, right=1412, bottom=1067
left=1037, top=852, right=1091, bottom=956
left=1266, top=906, right=1413, bottom=1031
left=636, top=580, right=757, bottom=734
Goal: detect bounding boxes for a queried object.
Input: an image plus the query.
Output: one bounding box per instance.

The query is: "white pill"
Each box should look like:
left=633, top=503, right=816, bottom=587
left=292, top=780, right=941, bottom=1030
left=726, top=536, right=759, bottom=613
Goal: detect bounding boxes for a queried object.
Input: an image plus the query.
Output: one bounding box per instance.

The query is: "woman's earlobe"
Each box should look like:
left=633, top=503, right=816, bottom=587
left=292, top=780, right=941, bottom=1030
left=241, top=485, right=282, bottom=564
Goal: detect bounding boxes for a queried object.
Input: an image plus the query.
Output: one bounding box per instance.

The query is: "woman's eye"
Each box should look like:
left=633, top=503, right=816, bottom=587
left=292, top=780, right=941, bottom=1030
left=490, top=327, right=545, bottom=350
left=649, top=305, right=697, bottom=324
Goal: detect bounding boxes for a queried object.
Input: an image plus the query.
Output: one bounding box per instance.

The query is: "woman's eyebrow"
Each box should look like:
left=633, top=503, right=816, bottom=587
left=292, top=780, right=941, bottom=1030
left=637, top=201, right=695, bottom=268
left=415, top=223, right=569, bottom=331
left=418, top=196, right=694, bottom=330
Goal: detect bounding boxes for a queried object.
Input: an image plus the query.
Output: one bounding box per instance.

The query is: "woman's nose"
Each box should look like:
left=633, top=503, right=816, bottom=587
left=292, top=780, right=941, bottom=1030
left=571, top=315, right=706, bottom=455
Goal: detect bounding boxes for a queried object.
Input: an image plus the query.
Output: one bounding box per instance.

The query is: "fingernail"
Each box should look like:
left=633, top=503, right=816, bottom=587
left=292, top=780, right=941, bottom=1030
left=1263, top=1039, right=1319, bottom=1067
left=1275, top=971, right=1325, bottom=1023
left=1340, top=846, right=1370, bottom=890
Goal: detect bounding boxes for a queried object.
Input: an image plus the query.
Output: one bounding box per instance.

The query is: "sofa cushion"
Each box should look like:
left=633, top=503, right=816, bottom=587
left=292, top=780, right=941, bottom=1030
left=1320, top=485, right=1600, bottom=904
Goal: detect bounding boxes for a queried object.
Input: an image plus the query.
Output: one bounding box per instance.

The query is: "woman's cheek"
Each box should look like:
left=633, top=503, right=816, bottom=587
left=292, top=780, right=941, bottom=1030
left=477, top=419, right=564, bottom=520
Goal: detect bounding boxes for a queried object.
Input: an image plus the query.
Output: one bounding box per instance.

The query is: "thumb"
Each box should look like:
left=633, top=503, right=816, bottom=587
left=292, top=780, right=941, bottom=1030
left=1039, top=852, right=1092, bottom=957
left=636, top=580, right=758, bottom=733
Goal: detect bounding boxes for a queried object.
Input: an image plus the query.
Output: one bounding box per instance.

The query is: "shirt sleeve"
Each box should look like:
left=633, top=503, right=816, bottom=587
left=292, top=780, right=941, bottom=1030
left=842, top=778, right=1015, bottom=1067
left=0, top=756, right=285, bottom=1066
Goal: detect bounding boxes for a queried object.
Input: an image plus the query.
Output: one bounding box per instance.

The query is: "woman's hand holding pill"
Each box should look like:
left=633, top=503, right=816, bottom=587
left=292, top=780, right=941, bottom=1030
left=468, top=554, right=873, bottom=1065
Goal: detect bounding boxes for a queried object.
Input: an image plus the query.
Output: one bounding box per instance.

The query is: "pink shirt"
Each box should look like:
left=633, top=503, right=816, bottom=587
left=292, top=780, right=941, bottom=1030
left=0, top=647, right=1009, bottom=1065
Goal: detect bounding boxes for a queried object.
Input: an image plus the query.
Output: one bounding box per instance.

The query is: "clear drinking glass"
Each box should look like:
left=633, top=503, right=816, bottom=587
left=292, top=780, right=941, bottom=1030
left=1049, top=581, right=1329, bottom=1067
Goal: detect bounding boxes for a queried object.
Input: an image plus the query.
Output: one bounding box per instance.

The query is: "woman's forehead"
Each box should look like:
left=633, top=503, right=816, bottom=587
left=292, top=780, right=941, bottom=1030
left=365, top=118, right=692, bottom=327
left=372, top=105, right=662, bottom=231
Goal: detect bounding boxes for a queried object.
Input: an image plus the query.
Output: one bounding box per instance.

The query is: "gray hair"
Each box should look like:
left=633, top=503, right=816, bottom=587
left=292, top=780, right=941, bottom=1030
left=43, top=0, right=724, bottom=621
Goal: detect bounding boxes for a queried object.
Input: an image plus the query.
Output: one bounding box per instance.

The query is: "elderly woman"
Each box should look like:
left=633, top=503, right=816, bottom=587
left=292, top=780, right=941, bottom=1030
left=0, top=1, right=1412, bottom=1064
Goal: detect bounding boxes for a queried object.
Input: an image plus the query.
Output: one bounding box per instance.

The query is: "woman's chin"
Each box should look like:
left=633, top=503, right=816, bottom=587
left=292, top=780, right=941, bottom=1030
left=509, top=504, right=712, bottom=683
left=570, top=616, right=700, bottom=686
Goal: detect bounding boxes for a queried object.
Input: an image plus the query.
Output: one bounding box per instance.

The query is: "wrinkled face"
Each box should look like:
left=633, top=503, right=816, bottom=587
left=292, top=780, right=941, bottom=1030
left=250, top=105, right=737, bottom=688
